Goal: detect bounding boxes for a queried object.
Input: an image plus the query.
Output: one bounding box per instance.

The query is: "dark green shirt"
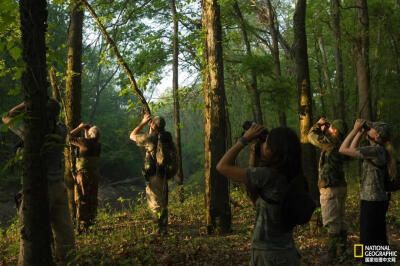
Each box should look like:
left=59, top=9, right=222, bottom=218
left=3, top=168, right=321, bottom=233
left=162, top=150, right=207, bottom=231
left=308, top=123, right=346, bottom=188
left=247, top=167, right=296, bottom=250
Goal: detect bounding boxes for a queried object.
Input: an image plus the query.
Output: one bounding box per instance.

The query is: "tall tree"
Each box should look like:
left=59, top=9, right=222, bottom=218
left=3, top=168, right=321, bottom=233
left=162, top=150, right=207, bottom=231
left=19, top=0, right=53, bottom=263
left=331, top=0, right=346, bottom=121
left=354, top=0, right=372, bottom=120
left=317, top=37, right=336, bottom=118
left=170, top=0, right=184, bottom=203
left=233, top=0, right=264, bottom=125
left=202, top=0, right=231, bottom=234
left=265, top=0, right=287, bottom=126
left=293, top=0, right=318, bottom=201
left=64, top=0, right=84, bottom=219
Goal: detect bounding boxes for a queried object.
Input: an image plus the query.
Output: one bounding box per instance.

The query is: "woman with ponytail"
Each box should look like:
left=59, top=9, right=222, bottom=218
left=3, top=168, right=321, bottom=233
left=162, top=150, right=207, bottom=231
left=339, top=119, right=393, bottom=265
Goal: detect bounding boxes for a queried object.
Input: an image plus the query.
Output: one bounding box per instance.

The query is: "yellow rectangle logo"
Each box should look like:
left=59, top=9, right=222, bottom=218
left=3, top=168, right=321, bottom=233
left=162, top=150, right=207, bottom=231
left=354, top=244, right=364, bottom=258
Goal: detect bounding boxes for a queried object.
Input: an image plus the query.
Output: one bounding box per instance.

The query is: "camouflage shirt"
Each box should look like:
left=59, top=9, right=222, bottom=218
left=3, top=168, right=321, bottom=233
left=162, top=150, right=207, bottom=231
left=355, top=145, right=388, bottom=201
left=135, top=133, right=158, bottom=178
left=308, top=123, right=346, bottom=188
left=246, top=167, right=296, bottom=250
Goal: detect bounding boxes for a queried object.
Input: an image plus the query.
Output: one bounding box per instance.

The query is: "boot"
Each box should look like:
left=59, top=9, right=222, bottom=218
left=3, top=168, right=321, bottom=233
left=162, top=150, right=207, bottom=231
left=320, top=234, right=338, bottom=264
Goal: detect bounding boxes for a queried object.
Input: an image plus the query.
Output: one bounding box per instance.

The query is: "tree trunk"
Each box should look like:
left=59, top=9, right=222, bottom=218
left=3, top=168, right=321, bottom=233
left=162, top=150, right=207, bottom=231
left=317, top=37, right=336, bottom=118
left=293, top=0, right=318, bottom=202
left=202, top=0, right=231, bottom=234
left=233, top=0, right=263, bottom=125
left=314, top=40, right=327, bottom=117
left=64, top=0, right=83, bottom=220
left=265, top=0, right=287, bottom=126
left=49, top=68, right=61, bottom=101
left=331, top=0, right=346, bottom=121
left=354, top=0, right=372, bottom=120
left=170, top=0, right=184, bottom=203
left=19, top=0, right=53, bottom=263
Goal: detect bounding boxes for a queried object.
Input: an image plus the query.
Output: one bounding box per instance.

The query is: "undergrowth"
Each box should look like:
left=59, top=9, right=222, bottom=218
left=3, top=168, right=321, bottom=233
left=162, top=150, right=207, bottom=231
left=0, top=183, right=399, bottom=265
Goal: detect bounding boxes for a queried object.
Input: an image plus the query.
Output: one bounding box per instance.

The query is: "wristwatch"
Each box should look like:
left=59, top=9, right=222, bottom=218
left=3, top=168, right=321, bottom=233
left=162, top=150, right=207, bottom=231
left=238, top=136, right=249, bottom=146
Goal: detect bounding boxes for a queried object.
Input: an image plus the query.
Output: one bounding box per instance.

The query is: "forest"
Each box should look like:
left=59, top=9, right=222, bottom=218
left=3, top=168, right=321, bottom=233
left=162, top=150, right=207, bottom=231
left=0, top=0, right=400, bottom=265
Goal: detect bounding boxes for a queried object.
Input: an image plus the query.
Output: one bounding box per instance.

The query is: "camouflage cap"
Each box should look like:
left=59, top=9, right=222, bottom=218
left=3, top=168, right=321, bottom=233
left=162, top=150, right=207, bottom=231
left=331, top=119, right=347, bottom=136
left=151, top=116, right=165, bottom=130
left=365, top=121, right=391, bottom=140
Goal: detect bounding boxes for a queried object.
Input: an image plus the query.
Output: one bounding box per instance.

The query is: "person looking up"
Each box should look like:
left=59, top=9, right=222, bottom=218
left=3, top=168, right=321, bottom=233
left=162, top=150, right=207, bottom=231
left=70, top=122, right=101, bottom=233
left=217, top=125, right=302, bottom=266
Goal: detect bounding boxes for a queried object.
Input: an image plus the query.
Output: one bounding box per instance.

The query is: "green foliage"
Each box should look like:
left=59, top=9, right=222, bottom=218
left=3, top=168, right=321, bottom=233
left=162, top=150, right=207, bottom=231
left=1, top=182, right=399, bottom=265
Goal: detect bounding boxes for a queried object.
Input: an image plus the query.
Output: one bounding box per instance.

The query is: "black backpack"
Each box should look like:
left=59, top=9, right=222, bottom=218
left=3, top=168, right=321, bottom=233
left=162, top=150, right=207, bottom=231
left=263, top=175, right=316, bottom=232
left=156, top=132, right=178, bottom=180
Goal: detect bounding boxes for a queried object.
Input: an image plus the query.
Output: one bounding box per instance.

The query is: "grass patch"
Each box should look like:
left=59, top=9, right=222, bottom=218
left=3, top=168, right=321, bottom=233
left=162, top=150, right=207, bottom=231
left=0, top=183, right=399, bottom=265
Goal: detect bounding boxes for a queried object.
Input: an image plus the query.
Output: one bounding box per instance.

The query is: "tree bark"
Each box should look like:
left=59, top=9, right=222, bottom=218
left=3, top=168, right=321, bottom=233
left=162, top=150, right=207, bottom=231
left=354, top=0, right=372, bottom=120
left=19, top=0, right=53, bottom=263
left=317, top=37, right=336, bottom=118
left=233, top=0, right=264, bottom=125
left=64, top=0, right=83, bottom=220
left=331, top=0, right=346, bottom=121
left=293, top=0, right=318, bottom=202
left=170, top=0, right=184, bottom=203
left=49, top=68, right=61, bottom=101
left=314, top=39, right=327, bottom=117
left=265, top=0, right=287, bottom=126
left=202, top=0, right=231, bottom=234
left=80, top=0, right=151, bottom=114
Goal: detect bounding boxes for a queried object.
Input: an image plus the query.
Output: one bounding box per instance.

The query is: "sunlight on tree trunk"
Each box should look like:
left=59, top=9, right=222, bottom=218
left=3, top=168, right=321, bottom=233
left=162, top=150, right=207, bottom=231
left=293, top=0, right=318, bottom=202
left=202, top=0, right=231, bottom=235
left=64, top=0, right=83, bottom=220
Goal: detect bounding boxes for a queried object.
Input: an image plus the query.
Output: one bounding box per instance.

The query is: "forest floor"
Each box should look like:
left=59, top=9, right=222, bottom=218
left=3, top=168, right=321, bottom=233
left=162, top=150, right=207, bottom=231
left=0, top=182, right=399, bottom=266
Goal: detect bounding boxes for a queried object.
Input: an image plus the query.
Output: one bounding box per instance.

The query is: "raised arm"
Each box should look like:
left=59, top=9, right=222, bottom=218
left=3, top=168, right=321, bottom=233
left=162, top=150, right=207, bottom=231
left=130, top=114, right=151, bottom=142
left=2, top=102, right=25, bottom=124
left=339, top=119, right=364, bottom=158
left=70, top=123, right=91, bottom=136
left=307, top=118, right=334, bottom=151
left=216, top=124, right=265, bottom=184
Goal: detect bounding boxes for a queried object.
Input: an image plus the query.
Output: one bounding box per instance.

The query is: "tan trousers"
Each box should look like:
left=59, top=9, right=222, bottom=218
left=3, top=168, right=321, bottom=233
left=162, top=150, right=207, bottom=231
left=18, top=180, right=75, bottom=266
left=146, top=175, right=168, bottom=229
left=320, top=186, right=347, bottom=234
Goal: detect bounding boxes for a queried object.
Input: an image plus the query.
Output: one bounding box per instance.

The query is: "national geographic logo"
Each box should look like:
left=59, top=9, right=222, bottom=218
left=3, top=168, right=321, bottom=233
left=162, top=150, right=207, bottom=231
left=354, top=244, right=364, bottom=258
left=354, top=244, right=397, bottom=263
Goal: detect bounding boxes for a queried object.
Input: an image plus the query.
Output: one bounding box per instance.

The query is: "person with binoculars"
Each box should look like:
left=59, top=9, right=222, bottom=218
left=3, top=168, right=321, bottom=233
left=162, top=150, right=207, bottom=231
left=339, top=119, right=395, bottom=265
left=70, top=122, right=102, bottom=233
left=217, top=124, right=302, bottom=266
left=308, top=117, right=348, bottom=263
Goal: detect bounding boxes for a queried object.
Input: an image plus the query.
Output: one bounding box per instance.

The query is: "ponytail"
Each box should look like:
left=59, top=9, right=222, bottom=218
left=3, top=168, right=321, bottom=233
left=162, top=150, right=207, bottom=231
left=384, top=141, right=397, bottom=180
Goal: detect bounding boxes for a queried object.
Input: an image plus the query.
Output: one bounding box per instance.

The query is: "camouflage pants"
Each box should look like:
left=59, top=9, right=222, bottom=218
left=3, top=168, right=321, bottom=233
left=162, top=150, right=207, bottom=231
left=146, top=175, right=168, bottom=230
left=320, top=186, right=347, bottom=234
left=18, top=180, right=75, bottom=266
left=74, top=169, right=99, bottom=232
left=250, top=248, right=301, bottom=266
